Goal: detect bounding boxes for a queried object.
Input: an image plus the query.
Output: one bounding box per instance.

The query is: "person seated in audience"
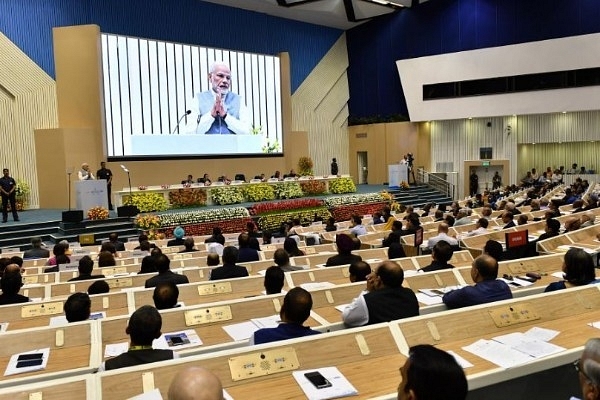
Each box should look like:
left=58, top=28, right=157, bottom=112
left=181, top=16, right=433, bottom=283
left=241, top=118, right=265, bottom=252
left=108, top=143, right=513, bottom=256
left=442, top=254, right=512, bottom=309
left=273, top=248, right=305, bottom=272
left=138, top=255, right=158, bottom=274
left=537, top=218, right=561, bottom=241
left=343, top=261, right=418, bottom=327
left=388, top=242, right=406, bottom=259
left=264, top=266, right=285, bottom=294
left=237, top=232, right=259, bottom=263
left=64, top=292, right=91, bottom=322
left=433, top=209, right=444, bottom=222
left=144, top=254, right=190, bottom=288
left=88, top=280, right=110, bottom=295
left=106, top=232, right=125, bottom=252
left=544, top=248, right=596, bottom=292
left=134, top=234, right=156, bottom=250
left=349, top=260, right=371, bottom=283
left=59, top=240, right=73, bottom=256
left=571, top=199, right=585, bottom=213
left=399, top=212, right=421, bottom=236
left=209, top=246, right=249, bottom=280
left=283, top=237, right=305, bottom=258
left=23, top=236, right=50, bottom=259
left=98, top=251, right=116, bottom=268
left=505, top=201, right=521, bottom=215
left=349, top=214, right=367, bottom=237
left=443, top=214, right=455, bottom=227
left=45, top=243, right=68, bottom=266
left=167, top=226, right=186, bottom=247
left=100, top=241, right=117, bottom=255
left=326, top=233, right=362, bottom=267
left=382, top=220, right=404, bottom=248
left=44, top=253, right=70, bottom=273
left=248, top=237, right=261, bottom=251
left=453, top=209, right=472, bottom=226
left=251, top=287, right=320, bottom=345
left=262, top=230, right=272, bottom=245
left=581, top=211, right=595, bottom=228
left=98, top=305, right=178, bottom=371
left=0, top=265, right=29, bottom=304
left=207, top=239, right=225, bottom=257
left=204, top=227, right=224, bottom=245
left=573, top=338, right=600, bottom=400
left=168, top=366, right=223, bottom=400
left=372, top=212, right=384, bottom=224
left=207, top=253, right=220, bottom=267
left=517, top=214, right=529, bottom=225
left=530, top=199, right=541, bottom=212
left=286, top=218, right=303, bottom=237
left=246, top=221, right=260, bottom=238
left=178, top=237, right=197, bottom=253
left=564, top=216, right=582, bottom=232
left=564, top=188, right=578, bottom=205
left=9, top=256, right=24, bottom=274
left=421, top=241, right=455, bottom=272
left=426, top=222, right=458, bottom=249
left=501, top=211, right=515, bottom=229
left=466, top=218, right=489, bottom=237
left=0, top=258, right=10, bottom=277
left=181, top=174, right=194, bottom=184
left=397, top=344, right=467, bottom=400
left=68, top=255, right=105, bottom=282
left=153, top=281, right=180, bottom=309
left=483, top=239, right=503, bottom=262
left=324, top=216, right=337, bottom=232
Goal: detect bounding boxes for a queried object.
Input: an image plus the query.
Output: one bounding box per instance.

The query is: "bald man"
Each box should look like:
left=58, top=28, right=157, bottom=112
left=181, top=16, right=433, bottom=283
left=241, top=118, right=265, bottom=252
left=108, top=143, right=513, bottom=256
left=168, top=366, right=223, bottom=400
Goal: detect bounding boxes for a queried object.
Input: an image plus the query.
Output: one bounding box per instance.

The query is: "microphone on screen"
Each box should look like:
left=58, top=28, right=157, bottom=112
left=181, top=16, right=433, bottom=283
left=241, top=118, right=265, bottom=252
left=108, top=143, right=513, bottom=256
left=171, top=110, right=192, bottom=134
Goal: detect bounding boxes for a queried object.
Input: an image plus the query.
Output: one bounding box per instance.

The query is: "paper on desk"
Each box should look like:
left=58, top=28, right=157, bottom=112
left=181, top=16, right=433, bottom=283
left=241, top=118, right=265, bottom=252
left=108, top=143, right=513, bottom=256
left=335, top=304, right=350, bottom=313
left=404, top=269, right=419, bottom=277
left=551, top=271, right=565, bottom=279
left=251, top=315, right=280, bottom=329
left=4, top=347, right=50, bottom=376
left=524, top=327, right=560, bottom=342
left=588, top=321, right=600, bottom=330
left=104, top=342, right=129, bottom=358
left=500, top=277, right=534, bottom=288
left=415, top=293, right=444, bottom=305
left=292, top=367, right=358, bottom=400
left=257, top=269, right=267, bottom=276
left=49, top=315, right=69, bottom=327
left=463, top=339, right=532, bottom=368
left=300, top=282, right=335, bottom=291
left=0, top=322, right=8, bottom=333
left=223, top=389, right=234, bottom=400
left=222, top=321, right=260, bottom=341
left=127, top=388, right=163, bottom=400
left=153, top=329, right=202, bottom=350
left=492, top=332, right=565, bottom=358
left=447, top=350, right=473, bottom=369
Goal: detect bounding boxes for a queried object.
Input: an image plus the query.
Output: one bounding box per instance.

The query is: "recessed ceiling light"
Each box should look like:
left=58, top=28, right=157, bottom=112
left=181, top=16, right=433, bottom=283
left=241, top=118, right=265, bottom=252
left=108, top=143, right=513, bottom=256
left=562, top=111, right=567, bottom=114
left=468, top=117, right=472, bottom=120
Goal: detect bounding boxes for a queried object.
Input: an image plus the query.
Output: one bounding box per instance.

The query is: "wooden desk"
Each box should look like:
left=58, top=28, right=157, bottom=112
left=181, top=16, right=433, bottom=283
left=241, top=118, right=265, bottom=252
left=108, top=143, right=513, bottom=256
left=99, top=324, right=406, bottom=400
left=412, top=250, right=474, bottom=269
left=0, top=321, right=97, bottom=388
left=290, top=253, right=336, bottom=267
left=286, top=265, right=351, bottom=287
left=308, top=282, right=367, bottom=324
left=0, top=374, right=93, bottom=400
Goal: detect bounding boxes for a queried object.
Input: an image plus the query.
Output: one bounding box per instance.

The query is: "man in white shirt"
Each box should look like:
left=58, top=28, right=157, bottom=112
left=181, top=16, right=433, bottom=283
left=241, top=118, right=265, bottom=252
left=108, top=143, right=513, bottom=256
left=426, top=223, right=458, bottom=250
left=77, top=163, right=94, bottom=181
left=466, top=218, right=489, bottom=237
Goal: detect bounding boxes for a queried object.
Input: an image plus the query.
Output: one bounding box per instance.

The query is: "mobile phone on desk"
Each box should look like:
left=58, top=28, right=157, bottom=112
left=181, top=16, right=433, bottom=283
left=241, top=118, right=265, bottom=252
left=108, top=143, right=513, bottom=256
left=304, top=371, right=332, bottom=389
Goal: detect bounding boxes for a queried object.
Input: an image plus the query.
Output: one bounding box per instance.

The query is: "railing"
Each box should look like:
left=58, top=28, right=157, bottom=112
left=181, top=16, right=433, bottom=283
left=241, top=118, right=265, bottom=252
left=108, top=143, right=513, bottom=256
left=416, top=168, right=455, bottom=200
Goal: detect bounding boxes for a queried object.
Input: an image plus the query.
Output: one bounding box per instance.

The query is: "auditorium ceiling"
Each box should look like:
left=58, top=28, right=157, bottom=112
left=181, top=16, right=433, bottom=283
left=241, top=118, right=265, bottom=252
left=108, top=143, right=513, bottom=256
left=200, top=0, right=431, bottom=30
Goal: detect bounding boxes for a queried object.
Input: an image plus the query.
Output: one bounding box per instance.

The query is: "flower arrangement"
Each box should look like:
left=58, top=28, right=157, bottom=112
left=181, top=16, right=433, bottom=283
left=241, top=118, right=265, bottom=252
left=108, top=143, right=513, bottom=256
left=400, top=181, right=410, bottom=189
left=257, top=207, right=331, bottom=231
left=138, top=186, right=148, bottom=190
left=324, top=193, right=384, bottom=207
left=329, top=177, right=357, bottom=194
left=15, top=180, right=30, bottom=198
left=273, top=182, right=304, bottom=199
left=331, top=202, right=387, bottom=222
left=169, top=188, right=208, bottom=208
left=210, top=187, right=244, bottom=205
left=380, top=190, right=401, bottom=212
left=248, top=198, right=325, bottom=216
left=244, top=184, right=276, bottom=202
left=124, top=193, right=168, bottom=212
left=135, top=214, right=161, bottom=230
left=87, top=206, right=109, bottom=220
left=298, top=156, right=314, bottom=176
left=300, top=180, right=327, bottom=195
left=157, top=207, right=249, bottom=226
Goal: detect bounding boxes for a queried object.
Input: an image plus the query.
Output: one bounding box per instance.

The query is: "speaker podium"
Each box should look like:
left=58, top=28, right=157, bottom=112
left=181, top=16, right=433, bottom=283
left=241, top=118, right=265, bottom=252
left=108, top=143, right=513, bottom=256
left=75, top=180, right=108, bottom=215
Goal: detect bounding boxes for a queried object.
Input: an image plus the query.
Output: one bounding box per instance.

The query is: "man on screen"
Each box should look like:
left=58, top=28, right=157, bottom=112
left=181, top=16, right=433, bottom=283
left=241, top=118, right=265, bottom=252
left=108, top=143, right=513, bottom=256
left=188, top=61, right=252, bottom=135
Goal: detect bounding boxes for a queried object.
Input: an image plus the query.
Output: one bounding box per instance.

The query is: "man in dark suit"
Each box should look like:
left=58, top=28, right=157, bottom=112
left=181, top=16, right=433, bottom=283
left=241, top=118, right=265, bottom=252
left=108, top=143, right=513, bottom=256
left=381, top=220, right=403, bottom=247
left=237, top=233, right=259, bottom=262
left=209, top=246, right=249, bottom=280
left=0, top=264, right=29, bottom=305
left=23, top=236, right=50, bottom=259
left=144, top=254, right=189, bottom=288
left=68, top=256, right=105, bottom=282
left=106, top=232, right=125, bottom=251
left=501, top=211, right=516, bottom=229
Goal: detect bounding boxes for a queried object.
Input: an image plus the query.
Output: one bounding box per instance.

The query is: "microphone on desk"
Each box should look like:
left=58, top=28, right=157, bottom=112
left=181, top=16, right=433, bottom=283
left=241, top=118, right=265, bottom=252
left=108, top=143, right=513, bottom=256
left=171, top=110, right=191, bottom=134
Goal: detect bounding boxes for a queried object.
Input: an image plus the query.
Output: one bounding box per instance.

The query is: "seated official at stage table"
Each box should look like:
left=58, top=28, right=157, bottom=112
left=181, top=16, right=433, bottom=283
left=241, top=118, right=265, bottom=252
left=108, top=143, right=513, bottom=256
left=442, top=254, right=512, bottom=309
left=185, top=61, right=252, bottom=135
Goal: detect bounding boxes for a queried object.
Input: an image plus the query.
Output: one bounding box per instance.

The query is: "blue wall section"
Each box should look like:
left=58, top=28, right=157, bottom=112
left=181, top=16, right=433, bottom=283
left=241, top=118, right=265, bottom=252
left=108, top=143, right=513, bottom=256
left=347, top=0, right=600, bottom=120
left=0, top=0, right=342, bottom=92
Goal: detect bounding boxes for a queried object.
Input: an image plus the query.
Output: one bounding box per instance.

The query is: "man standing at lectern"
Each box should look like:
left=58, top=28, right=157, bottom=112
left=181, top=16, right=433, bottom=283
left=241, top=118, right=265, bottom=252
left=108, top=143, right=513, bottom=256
left=188, top=61, right=252, bottom=135
left=0, top=168, right=19, bottom=223
left=96, top=162, right=113, bottom=210
left=78, top=163, right=94, bottom=181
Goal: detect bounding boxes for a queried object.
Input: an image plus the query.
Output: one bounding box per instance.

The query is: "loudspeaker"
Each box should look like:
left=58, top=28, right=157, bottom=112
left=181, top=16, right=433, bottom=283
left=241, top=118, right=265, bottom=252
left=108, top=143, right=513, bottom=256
left=62, top=210, right=84, bottom=223
left=117, top=205, right=140, bottom=217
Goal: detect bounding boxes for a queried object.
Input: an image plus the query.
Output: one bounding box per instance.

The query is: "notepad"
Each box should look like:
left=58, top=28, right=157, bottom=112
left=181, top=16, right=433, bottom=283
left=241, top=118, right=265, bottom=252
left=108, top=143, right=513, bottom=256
left=127, top=388, right=163, bottom=400
left=5, top=348, right=50, bottom=376
left=153, top=330, right=202, bottom=350
left=292, top=367, right=358, bottom=400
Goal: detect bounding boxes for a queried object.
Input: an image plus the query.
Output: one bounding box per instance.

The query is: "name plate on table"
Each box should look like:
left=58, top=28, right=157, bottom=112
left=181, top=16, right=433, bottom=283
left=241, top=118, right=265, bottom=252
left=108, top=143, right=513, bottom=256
left=304, top=247, right=316, bottom=255
left=103, top=267, right=127, bottom=276
left=507, top=262, right=539, bottom=275
left=184, top=305, right=232, bottom=326
left=23, top=275, right=39, bottom=284
left=21, top=302, right=64, bottom=318
left=229, top=347, right=299, bottom=381
left=108, top=278, right=133, bottom=288
left=488, top=303, right=540, bottom=327
left=198, top=282, right=232, bottom=296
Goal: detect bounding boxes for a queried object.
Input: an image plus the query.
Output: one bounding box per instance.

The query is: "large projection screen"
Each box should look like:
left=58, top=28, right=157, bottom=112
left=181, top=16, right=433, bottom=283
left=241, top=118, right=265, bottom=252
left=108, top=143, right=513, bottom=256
left=101, top=34, right=283, bottom=159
